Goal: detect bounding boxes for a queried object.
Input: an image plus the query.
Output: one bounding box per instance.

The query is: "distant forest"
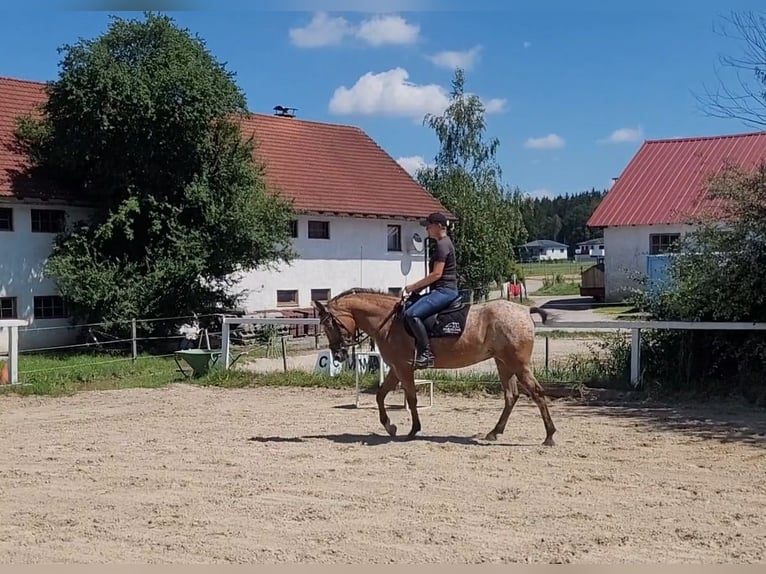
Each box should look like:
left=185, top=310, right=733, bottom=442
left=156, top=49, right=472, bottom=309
left=520, top=188, right=607, bottom=255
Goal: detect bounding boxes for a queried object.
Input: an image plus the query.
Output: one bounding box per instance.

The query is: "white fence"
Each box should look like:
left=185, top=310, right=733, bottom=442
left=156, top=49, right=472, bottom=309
left=5, top=313, right=766, bottom=389
left=536, top=320, right=766, bottom=386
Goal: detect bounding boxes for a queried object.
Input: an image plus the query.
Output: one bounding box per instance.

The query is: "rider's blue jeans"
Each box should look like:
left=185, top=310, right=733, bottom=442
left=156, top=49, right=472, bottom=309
left=404, top=287, right=460, bottom=320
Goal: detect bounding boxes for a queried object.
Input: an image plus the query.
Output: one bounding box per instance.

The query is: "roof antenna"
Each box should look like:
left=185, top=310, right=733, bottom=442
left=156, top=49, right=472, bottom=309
left=273, top=105, right=297, bottom=118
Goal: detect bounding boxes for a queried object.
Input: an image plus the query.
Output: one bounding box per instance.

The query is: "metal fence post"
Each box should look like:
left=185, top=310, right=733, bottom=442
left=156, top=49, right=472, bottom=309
left=630, top=328, right=641, bottom=387
left=131, top=319, right=137, bottom=362
left=8, top=324, right=19, bottom=384
left=222, top=317, right=231, bottom=370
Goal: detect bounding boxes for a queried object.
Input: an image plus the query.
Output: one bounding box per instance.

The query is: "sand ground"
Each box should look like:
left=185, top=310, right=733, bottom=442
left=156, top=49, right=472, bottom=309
left=1, top=384, right=765, bottom=563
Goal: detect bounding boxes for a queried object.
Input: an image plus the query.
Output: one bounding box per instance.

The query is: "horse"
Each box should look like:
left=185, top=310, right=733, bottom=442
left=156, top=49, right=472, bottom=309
left=313, top=288, right=557, bottom=446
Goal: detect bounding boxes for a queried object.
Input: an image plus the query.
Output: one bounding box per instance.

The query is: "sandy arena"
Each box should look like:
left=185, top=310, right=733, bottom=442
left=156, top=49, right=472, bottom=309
left=1, top=383, right=765, bottom=563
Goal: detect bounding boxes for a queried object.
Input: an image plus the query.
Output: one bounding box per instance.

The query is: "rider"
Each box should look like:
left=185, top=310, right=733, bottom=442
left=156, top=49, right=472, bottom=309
left=403, top=212, right=460, bottom=368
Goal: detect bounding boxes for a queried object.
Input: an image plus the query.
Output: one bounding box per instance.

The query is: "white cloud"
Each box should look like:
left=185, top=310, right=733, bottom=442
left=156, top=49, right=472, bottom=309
left=599, top=126, right=644, bottom=144
left=427, top=45, right=482, bottom=71
left=396, top=155, right=429, bottom=177
left=524, top=133, right=565, bottom=150
left=355, top=14, right=420, bottom=46
left=288, top=12, right=353, bottom=47
left=483, top=97, right=507, bottom=114
left=289, top=12, right=419, bottom=48
left=328, top=67, right=506, bottom=120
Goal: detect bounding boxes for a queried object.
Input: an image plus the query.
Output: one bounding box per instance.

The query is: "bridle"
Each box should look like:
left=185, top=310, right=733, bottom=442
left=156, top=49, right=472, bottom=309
left=318, top=293, right=405, bottom=353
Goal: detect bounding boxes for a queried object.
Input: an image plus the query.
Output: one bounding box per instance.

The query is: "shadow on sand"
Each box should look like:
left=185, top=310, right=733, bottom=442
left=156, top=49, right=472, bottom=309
left=249, top=433, right=537, bottom=447
left=568, top=399, right=766, bottom=448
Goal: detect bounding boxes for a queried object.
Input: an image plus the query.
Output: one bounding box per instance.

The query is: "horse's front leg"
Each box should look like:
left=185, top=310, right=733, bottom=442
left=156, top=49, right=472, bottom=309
left=376, top=368, right=400, bottom=437
left=398, top=369, right=421, bottom=438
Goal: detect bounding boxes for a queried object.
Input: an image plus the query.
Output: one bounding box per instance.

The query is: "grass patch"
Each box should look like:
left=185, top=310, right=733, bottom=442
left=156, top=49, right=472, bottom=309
left=593, top=305, right=645, bottom=320
left=2, top=346, right=629, bottom=398
left=532, top=281, right=581, bottom=296
left=519, top=261, right=584, bottom=278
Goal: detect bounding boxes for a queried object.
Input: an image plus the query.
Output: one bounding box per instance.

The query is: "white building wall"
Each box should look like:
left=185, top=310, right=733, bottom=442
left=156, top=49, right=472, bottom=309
left=1, top=208, right=432, bottom=353
left=234, top=214, right=428, bottom=312
left=0, top=201, right=93, bottom=353
left=539, top=247, right=568, bottom=261
left=603, top=223, right=696, bottom=301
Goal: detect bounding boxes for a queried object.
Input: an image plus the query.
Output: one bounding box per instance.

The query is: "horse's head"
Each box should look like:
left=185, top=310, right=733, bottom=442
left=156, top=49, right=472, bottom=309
left=313, top=299, right=357, bottom=363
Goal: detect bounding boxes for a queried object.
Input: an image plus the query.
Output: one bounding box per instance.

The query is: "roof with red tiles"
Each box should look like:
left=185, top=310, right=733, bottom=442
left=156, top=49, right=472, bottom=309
left=0, top=76, right=449, bottom=219
left=587, top=131, right=766, bottom=228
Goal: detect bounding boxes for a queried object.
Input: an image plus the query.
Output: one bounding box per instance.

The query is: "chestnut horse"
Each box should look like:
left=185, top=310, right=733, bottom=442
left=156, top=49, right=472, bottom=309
left=313, top=288, right=556, bottom=446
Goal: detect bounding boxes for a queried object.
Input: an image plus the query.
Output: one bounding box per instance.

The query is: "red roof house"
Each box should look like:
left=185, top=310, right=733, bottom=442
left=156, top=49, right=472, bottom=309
left=588, top=131, right=766, bottom=228
left=585, top=131, right=766, bottom=302
left=0, top=75, right=449, bottom=219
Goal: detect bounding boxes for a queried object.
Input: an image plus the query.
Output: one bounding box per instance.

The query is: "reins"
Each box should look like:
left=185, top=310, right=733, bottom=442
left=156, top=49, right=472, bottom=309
left=319, top=292, right=403, bottom=350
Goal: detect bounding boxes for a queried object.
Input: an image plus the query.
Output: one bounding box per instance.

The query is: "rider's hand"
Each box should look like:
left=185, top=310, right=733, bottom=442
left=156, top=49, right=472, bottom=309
left=404, top=284, right=416, bottom=294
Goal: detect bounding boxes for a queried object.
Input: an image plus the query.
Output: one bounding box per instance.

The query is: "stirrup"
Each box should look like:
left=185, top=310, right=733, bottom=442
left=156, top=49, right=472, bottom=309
left=413, top=349, right=434, bottom=368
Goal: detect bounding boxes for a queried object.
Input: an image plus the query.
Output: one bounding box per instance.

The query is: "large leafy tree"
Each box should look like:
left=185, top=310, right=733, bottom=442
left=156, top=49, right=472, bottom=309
left=416, top=69, right=527, bottom=298
left=15, top=12, right=295, bottom=331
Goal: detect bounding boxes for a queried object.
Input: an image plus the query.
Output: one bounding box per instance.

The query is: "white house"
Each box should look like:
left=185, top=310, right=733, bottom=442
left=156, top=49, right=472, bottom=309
left=520, top=239, right=569, bottom=262
left=0, top=75, right=450, bottom=352
left=586, top=130, right=766, bottom=302
left=574, top=237, right=605, bottom=261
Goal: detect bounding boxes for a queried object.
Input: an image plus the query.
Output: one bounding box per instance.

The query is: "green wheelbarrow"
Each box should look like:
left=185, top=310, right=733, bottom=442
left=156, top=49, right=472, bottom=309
left=174, top=348, right=243, bottom=378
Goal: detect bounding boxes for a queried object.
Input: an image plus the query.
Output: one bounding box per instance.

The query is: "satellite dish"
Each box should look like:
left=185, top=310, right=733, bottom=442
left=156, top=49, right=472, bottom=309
left=411, top=232, right=425, bottom=253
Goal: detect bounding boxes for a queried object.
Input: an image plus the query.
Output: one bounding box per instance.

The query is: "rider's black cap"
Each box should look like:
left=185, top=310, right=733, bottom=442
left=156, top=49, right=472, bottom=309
left=420, top=212, right=448, bottom=226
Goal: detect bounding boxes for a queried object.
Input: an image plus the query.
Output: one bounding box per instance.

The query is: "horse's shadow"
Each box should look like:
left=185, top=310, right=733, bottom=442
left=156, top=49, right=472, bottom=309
left=249, top=433, right=534, bottom=447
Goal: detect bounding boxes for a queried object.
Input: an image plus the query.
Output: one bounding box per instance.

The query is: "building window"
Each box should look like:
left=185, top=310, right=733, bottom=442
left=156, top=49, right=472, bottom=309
left=387, top=224, right=401, bottom=251
left=0, top=207, right=12, bottom=231
left=31, top=209, right=66, bottom=233
left=650, top=233, right=680, bottom=255
left=310, top=288, right=331, bottom=302
left=388, top=287, right=402, bottom=297
left=276, top=289, right=298, bottom=307
left=308, top=220, right=329, bottom=239
left=0, top=297, right=17, bottom=319
left=33, top=295, right=67, bottom=319
left=289, top=220, right=298, bottom=238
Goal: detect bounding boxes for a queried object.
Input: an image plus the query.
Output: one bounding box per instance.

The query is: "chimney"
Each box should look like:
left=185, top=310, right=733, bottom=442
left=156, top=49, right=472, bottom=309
left=273, top=105, right=297, bottom=118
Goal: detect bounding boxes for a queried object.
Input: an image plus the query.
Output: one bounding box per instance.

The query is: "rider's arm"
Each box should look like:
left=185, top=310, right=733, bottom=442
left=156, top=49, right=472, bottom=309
left=406, top=239, right=450, bottom=293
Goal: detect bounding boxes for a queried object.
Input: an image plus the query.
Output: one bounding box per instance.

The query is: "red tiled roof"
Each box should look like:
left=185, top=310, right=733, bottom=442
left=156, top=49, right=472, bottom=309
left=0, top=75, right=449, bottom=219
left=587, top=131, right=766, bottom=227
left=0, top=76, right=65, bottom=200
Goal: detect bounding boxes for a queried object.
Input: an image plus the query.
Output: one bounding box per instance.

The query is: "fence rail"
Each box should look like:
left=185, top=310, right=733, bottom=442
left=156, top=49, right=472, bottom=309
left=536, top=320, right=766, bottom=387
left=5, top=312, right=766, bottom=389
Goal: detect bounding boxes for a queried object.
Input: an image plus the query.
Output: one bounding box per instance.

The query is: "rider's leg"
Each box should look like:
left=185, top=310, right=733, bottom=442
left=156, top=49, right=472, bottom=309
left=403, top=289, right=459, bottom=368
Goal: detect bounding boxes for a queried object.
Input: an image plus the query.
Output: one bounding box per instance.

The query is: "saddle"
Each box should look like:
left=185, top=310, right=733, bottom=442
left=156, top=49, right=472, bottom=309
left=401, top=292, right=471, bottom=339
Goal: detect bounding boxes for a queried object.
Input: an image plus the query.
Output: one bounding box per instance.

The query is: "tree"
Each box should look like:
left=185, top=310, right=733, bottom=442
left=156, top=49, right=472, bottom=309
left=519, top=189, right=606, bottom=256
left=416, top=69, right=527, bottom=299
left=620, top=164, right=766, bottom=402
left=696, top=11, right=766, bottom=128
left=14, top=12, right=295, bottom=334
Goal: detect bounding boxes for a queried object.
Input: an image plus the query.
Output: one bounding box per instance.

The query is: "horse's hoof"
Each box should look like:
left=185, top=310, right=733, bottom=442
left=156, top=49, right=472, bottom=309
left=543, top=437, right=555, bottom=446
left=485, top=432, right=498, bottom=441
left=385, top=423, right=397, bottom=437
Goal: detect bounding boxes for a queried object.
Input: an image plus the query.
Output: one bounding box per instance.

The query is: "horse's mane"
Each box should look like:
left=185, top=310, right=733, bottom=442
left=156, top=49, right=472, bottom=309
left=330, top=287, right=399, bottom=303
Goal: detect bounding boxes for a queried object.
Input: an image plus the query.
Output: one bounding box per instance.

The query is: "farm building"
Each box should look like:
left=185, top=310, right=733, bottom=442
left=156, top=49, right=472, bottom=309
left=519, top=239, right=569, bottom=262
left=586, top=130, right=766, bottom=302
left=0, top=75, right=450, bottom=352
left=574, top=237, right=605, bottom=261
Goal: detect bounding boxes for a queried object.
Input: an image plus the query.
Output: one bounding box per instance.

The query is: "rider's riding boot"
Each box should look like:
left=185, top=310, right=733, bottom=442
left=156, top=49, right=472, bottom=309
left=406, top=315, right=435, bottom=368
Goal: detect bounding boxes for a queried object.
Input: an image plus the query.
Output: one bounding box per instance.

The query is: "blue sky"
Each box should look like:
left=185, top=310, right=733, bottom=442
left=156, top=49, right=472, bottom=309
left=2, top=3, right=765, bottom=199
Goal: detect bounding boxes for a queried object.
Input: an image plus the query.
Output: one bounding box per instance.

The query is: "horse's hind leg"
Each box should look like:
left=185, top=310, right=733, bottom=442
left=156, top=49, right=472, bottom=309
left=376, top=368, right=401, bottom=437
left=485, top=358, right=520, bottom=441
left=517, top=366, right=557, bottom=446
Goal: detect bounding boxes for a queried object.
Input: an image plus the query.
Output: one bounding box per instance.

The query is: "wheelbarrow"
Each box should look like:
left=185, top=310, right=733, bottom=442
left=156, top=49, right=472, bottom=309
left=174, top=348, right=243, bottom=378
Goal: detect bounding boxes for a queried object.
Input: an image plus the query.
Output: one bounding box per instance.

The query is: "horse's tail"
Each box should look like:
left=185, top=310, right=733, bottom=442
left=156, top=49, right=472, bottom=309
left=529, top=306, right=548, bottom=324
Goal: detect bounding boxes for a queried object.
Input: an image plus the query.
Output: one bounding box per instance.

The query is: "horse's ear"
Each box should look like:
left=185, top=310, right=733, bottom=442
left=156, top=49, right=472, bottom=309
left=313, top=300, right=326, bottom=314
